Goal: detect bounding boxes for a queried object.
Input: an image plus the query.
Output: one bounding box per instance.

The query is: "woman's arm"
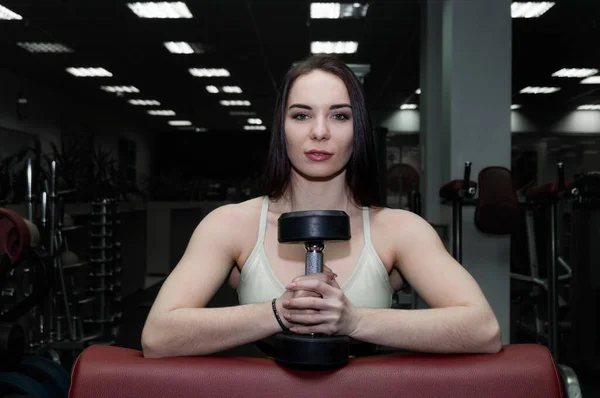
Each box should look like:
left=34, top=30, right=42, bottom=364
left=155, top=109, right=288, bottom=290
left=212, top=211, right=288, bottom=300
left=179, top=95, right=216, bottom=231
left=281, top=210, right=502, bottom=354
left=141, top=205, right=291, bottom=358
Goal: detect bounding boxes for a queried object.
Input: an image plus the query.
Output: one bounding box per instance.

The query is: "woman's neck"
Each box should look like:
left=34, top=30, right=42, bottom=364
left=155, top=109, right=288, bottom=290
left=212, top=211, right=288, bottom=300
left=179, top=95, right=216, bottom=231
left=271, top=169, right=360, bottom=214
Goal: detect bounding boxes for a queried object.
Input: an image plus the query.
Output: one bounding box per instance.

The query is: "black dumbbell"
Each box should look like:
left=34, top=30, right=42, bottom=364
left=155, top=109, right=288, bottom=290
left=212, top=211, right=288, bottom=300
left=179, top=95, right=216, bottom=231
left=264, top=210, right=352, bottom=370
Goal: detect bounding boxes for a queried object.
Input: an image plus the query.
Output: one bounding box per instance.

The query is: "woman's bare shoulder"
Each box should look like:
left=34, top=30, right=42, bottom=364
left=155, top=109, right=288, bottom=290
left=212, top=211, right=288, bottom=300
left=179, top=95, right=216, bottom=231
left=205, top=196, right=265, bottom=226
left=370, top=207, right=430, bottom=236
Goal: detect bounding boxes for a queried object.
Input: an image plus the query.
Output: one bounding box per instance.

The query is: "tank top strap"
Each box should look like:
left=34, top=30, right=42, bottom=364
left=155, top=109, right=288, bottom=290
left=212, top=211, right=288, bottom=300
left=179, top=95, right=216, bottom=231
left=362, top=206, right=372, bottom=245
left=257, top=196, right=270, bottom=245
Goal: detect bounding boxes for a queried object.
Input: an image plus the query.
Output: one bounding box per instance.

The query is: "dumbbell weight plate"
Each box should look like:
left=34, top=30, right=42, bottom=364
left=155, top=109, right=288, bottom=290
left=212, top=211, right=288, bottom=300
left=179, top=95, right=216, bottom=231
left=278, top=210, right=351, bottom=243
left=20, top=355, right=71, bottom=398
left=0, top=371, right=52, bottom=398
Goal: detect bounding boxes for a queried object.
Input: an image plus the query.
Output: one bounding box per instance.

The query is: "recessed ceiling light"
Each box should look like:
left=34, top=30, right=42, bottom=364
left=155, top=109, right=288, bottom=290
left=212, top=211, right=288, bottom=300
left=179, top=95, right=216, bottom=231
left=189, top=68, right=230, bottom=77
left=101, top=86, right=139, bottom=93
left=67, top=67, right=113, bottom=77
left=223, top=86, right=242, bottom=93
left=519, top=86, right=560, bottom=94
left=247, top=118, right=262, bottom=125
left=311, top=41, right=358, bottom=54
left=220, top=100, right=251, bottom=106
left=148, top=110, right=176, bottom=116
left=581, top=76, right=600, bottom=84
left=310, top=3, right=369, bottom=19
left=127, top=2, right=193, bottom=19
left=229, top=111, right=257, bottom=116
left=578, top=105, right=600, bottom=110
left=206, top=85, right=219, bottom=93
left=244, top=125, right=267, bottom=131
left=511, top=104, right=522, bottom=110
left=168, top=120, right=192, bottom=126
left=17, top=42, right=73, bottom=53
left=163, top=41, right=205, bottom=54
left=415, top=88, right=421, bottom=95
left=400, top=104, right=418, bottom=110
left=0, top=5, right=22, bottom=20
left=511, top=2, right=555, bottom=18
left=552, top=68, right=598, bottom=78
left=128, top=99, right=161, bottom=106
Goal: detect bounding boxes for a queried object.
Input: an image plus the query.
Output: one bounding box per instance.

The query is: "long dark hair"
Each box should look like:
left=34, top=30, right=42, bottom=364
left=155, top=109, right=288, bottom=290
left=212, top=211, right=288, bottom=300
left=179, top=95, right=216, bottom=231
left=262, top=54, right=382, bottom=207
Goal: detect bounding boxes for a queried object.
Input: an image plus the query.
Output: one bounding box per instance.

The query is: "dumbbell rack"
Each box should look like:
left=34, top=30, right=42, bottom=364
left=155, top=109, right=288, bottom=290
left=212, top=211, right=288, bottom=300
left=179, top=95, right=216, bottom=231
left=85, top=198, right=122, bottom=344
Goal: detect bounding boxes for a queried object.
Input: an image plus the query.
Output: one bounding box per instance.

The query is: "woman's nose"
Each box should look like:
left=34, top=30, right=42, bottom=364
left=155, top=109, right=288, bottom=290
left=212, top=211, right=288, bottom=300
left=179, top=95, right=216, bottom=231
left=309, top=116, right=330, bottom=140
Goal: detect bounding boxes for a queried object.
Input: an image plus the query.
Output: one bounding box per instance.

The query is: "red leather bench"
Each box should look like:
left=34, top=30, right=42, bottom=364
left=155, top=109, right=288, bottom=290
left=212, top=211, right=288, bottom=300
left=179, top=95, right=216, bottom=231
left=69, top=344, right=564, bottom=398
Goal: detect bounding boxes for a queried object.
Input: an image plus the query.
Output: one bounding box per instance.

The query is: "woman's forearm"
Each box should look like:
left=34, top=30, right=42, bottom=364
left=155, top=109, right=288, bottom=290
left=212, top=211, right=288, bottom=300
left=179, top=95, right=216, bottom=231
left=141, top=300, right=286, bottom=358
left=351, top=306, right=502, bottom=354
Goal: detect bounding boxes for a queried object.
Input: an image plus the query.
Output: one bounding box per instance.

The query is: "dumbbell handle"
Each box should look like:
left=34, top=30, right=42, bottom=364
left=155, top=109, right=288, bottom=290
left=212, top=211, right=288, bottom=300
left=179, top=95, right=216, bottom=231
left=305, top=243, right=324, bottom=274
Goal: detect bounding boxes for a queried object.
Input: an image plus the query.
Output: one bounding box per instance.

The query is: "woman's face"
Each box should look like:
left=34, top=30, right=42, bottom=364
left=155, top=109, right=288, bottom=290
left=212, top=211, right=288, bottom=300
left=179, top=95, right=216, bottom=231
left=284, top=70, right=354, bottom=180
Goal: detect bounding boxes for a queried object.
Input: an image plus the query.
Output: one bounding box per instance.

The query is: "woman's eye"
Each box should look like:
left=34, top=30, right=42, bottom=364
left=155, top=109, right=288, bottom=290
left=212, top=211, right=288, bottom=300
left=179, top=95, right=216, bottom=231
left=333, top=113, right=350, bottom=121
left=292, top=113, right=309, bottom=120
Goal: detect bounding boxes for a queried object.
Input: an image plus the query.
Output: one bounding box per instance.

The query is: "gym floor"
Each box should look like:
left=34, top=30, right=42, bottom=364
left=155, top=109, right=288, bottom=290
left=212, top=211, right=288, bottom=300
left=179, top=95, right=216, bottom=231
left=111, top=281, right=600, bottom=397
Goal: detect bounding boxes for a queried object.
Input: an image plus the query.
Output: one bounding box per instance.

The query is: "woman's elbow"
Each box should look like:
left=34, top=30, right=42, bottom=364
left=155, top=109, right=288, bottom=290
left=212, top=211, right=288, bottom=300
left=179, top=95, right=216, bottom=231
left=480, top=317, right=502, bottom=354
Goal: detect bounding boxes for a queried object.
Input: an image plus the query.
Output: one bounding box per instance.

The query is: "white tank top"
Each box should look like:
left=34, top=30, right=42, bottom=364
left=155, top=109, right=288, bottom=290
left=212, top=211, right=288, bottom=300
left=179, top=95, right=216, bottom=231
left=237, top=196, right=394, bottom=308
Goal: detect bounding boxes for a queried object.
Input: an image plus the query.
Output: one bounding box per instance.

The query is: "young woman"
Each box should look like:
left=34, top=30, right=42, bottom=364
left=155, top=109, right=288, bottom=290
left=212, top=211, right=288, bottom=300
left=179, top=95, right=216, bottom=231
left=141, top=55, right=502, bottom=358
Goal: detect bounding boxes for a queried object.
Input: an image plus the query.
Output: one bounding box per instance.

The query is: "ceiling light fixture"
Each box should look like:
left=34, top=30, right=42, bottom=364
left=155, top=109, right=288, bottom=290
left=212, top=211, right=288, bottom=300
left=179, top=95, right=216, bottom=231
left=229, top=111, right=256, bottom=116
left=127, top=2, right=193, bottom=19
left=247, top=118, right=262, bottom=125
left=128, top=99, right=161, bottom=106
left=416, top=88, right=421, bottom=95
left=101, top=86, right=139, bottom=93
left=578, top=105, right=600, bottom=110
left=189, top=68, right=230, bottom=77
left=244, top=125, right=267, bottom=131
left=511, top=2, right=555, bottom=18
left=519, top=86, right=560, bottom=94
left=581, top=76, right=600, bottom=84
left=222, top=86, right=242, bottom=93
left=169, top=120, right=192, bottom=126
left=0, top=4, right=22, bottom=20
left=310, top=2, right=369, bottom=19
left=220, top=100, right=251, bottom=106
left=311, top=41, right=358, bottom=54
left=206, top=85, right=219, bottom=93
left=511, top=104, right=522, bottom=110
left=148, top=110, right=176, bottom=116
left=163, top=41, right=205, bottom=54
left=17, top=42, right=73, bottom=53
left=400, top=104, right=418, bottom=110
left=552, top=68, right=598, bottom=78
left=67, top=67, right=113, bottom=77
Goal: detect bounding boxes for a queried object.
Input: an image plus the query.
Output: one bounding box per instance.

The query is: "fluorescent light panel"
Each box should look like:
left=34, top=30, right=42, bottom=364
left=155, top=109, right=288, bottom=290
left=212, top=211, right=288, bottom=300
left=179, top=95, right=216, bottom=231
left=127, top=2, right=192, bottom=19
left=244, top=125, right=266, bottom=131
left=129, top=99, right=160, bottom=106
left=0, top=4, right=22, bottom=20
left=311, top=41, right=358, bottom=54
left=400, top=104, right=418, bottom=110
left=220, top=100, right=251, bottom=106
left=511, top=2, right=555, bottom=18
left=17, top=42, right=73, bottom=53
left=101, top=86, right=139, bottom=93
left=206, top=85, right=242, bottom=94
left=511, top=104, right=522, bottom=110
left=581, top=76, right=600, bottom=84
left=148, top=110, right=176, bottom=116
left=578, top=105, right=600, bottom=110
left=247, top=118, right=262, bottom=125
left=164, top=41, right=205, bottom=54
left=310, top=3, right=369, bottom=19
left=552, top=68, right=598, bottom=78
left=168, top=120, right=192, bottom=126
left=520, top=86, right=560, bottom=94
left=189, top=68, right=230, bottom=77
left=67, top=67, right=113, bottom=77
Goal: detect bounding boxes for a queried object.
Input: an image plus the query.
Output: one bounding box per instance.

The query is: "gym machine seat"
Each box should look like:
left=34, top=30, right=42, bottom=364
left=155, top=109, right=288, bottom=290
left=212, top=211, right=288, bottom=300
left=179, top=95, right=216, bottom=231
left=68, top=344, right=564, bottom=398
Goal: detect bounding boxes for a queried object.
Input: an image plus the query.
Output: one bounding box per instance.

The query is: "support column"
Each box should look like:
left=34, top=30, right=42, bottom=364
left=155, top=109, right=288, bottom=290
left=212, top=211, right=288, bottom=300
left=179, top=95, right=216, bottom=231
left=421, top=0, right=513, bottom=344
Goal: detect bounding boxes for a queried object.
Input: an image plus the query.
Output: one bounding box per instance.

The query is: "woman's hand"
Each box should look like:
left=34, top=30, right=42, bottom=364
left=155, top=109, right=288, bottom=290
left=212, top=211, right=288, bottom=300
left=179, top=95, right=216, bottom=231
left=281, top=276, right=360, bottom=336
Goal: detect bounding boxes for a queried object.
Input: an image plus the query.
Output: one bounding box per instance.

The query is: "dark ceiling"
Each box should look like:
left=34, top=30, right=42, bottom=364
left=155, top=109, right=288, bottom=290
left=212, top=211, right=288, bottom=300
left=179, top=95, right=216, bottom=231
left=0, top=0, right=599, bottom=135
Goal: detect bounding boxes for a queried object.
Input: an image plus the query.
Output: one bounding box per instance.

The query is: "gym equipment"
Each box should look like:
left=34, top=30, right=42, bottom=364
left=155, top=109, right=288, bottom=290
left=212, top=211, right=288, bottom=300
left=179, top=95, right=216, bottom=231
left=0, top=208, right=32, bottom=271
left=569, top=171, right=600, bottom=373
left=439, top=161, right=477, bottom=262
left=19, top=355, right=70, bottom=398
left=0, top=371, right=52, bottom=398
left=258, top=210, right=352, bottom=370
left=68, top=344, right=569, bottom=398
